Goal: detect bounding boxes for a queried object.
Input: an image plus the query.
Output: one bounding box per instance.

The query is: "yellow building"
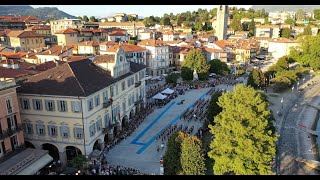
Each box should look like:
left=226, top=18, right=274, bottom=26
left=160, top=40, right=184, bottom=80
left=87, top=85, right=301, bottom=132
left=55, top=28, right=79, bottom=46
left=235, top=47, right=251, bottom=62
left=25, top=25, right=51, bottom=36
left=73, top=41, right=100, bottom=55
left=17, top=52, right=146, bottom=166
left=7, top=30, right=45, bottom=52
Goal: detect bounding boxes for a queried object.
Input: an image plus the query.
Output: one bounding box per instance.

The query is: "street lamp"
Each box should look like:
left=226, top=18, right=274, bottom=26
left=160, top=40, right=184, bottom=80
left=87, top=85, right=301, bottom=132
left=292, top=86, right=294, bottom=93
left=303, top=78, right=305, bottom=84
left=281, top=97, right=284, bottom=110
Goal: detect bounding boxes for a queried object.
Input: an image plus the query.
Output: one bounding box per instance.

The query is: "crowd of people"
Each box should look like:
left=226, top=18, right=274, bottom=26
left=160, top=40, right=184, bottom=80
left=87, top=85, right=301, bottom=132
left=99, top=163, right=146, bottom=175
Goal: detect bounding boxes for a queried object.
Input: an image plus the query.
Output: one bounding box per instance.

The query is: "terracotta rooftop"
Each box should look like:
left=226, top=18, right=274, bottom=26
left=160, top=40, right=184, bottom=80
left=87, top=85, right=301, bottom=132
left=138, top=39, right=168, bottom=47
left=93, top=55, right=115, bottom=63
left=76, top=41, right=100, bottom=47
left=63, top=56, right=94, bottom=62
left=0, top=67, right=36, bottom=78
left=108, top=31, right=126, bottom=36
left=25, top=25, right=51, bottom=31
left=0, top=52, right=28, bottom=59
left=99, top=41, right=118, bottom=46
left=0, top=29, right=12, bottom=36
left=203, top=48, right=224, bottom=53
left=268, top=38, right=298, bottom=43
left=55, top=28, right=79, bottom=34
left=7, top=30, right=44, bottom=38
left=97, top=22, right=145, bottom=27
left=36, top=45, right=73, bottom=56
left=0, top=16, right=41, bottom=23
left=106, top=44, right=146, bottom=53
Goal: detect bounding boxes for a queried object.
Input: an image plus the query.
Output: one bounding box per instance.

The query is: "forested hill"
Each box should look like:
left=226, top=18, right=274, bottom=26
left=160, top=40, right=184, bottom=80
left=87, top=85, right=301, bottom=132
left=252, top=5, right=320, bottom=12
left=0, top=6, right=76, bottom=20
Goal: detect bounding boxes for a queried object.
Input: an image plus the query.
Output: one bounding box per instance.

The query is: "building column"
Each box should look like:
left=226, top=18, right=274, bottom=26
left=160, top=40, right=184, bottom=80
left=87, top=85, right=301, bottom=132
left=59, top=151, right=67, bottom=167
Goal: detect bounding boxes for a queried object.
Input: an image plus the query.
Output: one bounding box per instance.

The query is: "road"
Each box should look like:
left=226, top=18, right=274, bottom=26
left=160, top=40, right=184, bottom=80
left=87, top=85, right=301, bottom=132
left=270, top=75, right=320, bottom=175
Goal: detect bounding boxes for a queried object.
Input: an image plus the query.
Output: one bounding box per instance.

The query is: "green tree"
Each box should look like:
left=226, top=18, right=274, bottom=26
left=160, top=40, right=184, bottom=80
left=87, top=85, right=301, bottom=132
left=284, top=18, right=296, bottom=26
left=71, top=155, right=87, bottom=170
left=247, top=68, right=265, bottom=88
left=182, top=49, right=210, bottom=80
left=127, top=16, right=137, bottom=22
left=208, top=84, right=278, bottom=175
left=314, top=9, right=320, bottom=20
left=208, top=59, right=230, bottom=75
left=82, top=15, right=89, bottom=22
left=280, top=27, right=292, bottom=38
left=194, top=20, right=204, bottom=31
left=207, top=91, right=223, bottom=124
left=296, top=9, right=305, bottom=20
left=230, top=17, right=243, bottom=31
left=180, top=133, right=206, bottom=175
left=165, top=73, right=180, bottom=84
left=161, top=17, right=171, bottom=26
left=128, top=40, right=135, bottom=44
left=268, top=56, right=289, bottom=73
left=89, top=16, right=96, bottom=22
left=303, top=25, right=312, bottom=35
left=248, top=19, right=256, bottom=37
left=77, top=16, right=82, bottom=21
left=163, top=132, right=182, bottom=175
left=181, top=67, right=193, bottom=80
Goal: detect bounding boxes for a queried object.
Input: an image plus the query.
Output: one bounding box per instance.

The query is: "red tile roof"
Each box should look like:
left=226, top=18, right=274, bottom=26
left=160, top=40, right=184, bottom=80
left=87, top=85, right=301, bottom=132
left=76, top=41, right=100, bottom=47
left=0, top=52, right=28, bottom=59
left=108, top=31, right=126, bottom=36
left=55, top=28, right=79, bottom=34
left=37, top=45, right=73, bottom=56
left=0, top=67, right=36, bottom=78
left=138, top=39, right=168, bottom=47
left=7, top=30, right=44, bottom=38
left=25, top=25, right=50, bottom=31
left=99, top=41, right=118, bottom=46
left=0, top=16, right=41, bottom=23
left=106, top=44, right=146, bottom=53
left=93, top=55, right=115, bottom=63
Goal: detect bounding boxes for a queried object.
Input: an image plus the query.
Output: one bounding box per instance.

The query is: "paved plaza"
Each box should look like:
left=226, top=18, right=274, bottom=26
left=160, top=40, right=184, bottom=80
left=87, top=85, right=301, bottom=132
left=105, top=87, right=211, bottom=174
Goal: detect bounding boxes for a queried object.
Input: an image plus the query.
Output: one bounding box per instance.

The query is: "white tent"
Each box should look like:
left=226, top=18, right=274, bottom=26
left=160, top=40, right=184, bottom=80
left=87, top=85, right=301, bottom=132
left=152, top=93, right=167, bottom=100
left=161, top=88, right=174, bottom=94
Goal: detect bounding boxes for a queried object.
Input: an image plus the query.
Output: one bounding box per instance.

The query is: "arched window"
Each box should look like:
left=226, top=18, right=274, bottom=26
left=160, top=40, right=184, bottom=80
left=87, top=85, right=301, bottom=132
left=104, top=113, right=110, bottom=128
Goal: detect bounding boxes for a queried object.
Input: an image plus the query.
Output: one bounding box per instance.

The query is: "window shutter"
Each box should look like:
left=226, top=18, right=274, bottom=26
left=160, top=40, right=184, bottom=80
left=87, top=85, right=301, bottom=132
left=33, top=99, right=36, bottom=110
left=45, top=100, right=49, bottom=111
left=57, top=101, right=61, bottom=112
left=52, top=101, right=55, bottom=111
left=64, top=101, right=68, bottom=112
left=48, top=125, right=51, bottom=136
left=66, top=127, right=70, bottom=138
left=39, top=100, right=43, bottom=110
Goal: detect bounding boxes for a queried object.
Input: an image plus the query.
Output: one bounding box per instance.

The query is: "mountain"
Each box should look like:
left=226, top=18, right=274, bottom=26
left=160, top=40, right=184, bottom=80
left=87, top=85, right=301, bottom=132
left=252, top=5, right=320, bottom=12
left=0, top=6, right=76, bottom=20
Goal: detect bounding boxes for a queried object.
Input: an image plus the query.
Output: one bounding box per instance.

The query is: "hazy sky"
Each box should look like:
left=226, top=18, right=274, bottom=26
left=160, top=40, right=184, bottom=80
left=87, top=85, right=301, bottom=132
left=31, top=5, right=253, bottom=18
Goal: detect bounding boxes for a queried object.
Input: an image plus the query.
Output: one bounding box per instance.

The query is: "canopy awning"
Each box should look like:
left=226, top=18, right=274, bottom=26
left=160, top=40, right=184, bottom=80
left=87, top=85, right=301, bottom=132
left=161, top=88, right=174, bottom=94
left=152, top=93, right=167, bottom=100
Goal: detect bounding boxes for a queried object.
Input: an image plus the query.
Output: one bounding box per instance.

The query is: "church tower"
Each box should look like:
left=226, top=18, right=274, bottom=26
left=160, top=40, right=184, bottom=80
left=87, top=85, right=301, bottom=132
left=216, top=5, right=228, bottom=40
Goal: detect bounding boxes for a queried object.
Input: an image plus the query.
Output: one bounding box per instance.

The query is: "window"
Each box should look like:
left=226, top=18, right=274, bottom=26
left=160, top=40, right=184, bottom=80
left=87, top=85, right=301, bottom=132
left=122, top=100, right=126, bottom=112
left=96, top=119, right=102, bottom=132
left=89, top=124, right=96, bottom=137
left=36, top=124, right=45, bottom=136
left=128, top=97, right=131, bottom=106
left=103, top=90, right=108, bottom=103
left=74, top=127, right=83, bottom=139
left=10, top=135, right=18, bottom=149
left=24, top=123, right=33, bottom=134
left=71, top=101, right=81, bottom=113
left=116, top=84, right=119, bottom=96
left=33, top=99, right=42, bottom=110
left=21, top=98, right=30, bottom=110
left=87, top=98, right=94, bottom=111
left=110, top=86, right=114, bottom=97
left=104, top=113, right=110, bottom=128
left=5, top=98, right=13, bottom=114
left=121, top=81, right=125, bottom=91
left=94, top=95, right=100, bottom=107
left=57, top=100, right=67, bottom=112
left=7, top=115, right=16, bottom=130
left=135, top=74, right=138, bottom=82
left=45, top=100, right=55, bottom=111
left=48, top=125, right=57, bottom=136
left=60, top=126, right=69, bottom=138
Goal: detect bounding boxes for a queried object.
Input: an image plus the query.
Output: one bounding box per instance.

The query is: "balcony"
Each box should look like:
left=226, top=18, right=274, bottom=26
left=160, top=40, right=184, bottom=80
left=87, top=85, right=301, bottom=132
left=103, top=100, right=112, bottom=108
left=7, top=124, right=23, bottom=137
left=135, top=81, right=141, bottom=87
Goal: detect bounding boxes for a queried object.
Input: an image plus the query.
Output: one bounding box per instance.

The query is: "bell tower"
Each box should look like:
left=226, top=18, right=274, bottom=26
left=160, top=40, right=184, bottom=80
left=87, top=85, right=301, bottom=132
left=216, top=5, right=228, bottom=40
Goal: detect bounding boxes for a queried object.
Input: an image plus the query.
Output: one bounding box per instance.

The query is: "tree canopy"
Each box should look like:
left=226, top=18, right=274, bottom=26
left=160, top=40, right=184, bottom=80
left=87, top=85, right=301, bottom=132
left=180, top=133, right=206, bottom=175
left=280, top=27, right=292, bottom=38
left=182, top=49, right=210, bottom=80
left=89, top=16, right=96, bottom=22
left=208, top=59, right=230, bottom=75
left=289, top=35, right=320, bottom=69
left=164, top=132, right=182, bottom=175
left=82, top=15, right=89, bottom=22
left=284, top=18, right=296, bottom=26
left=247, top=68, right=266, bottom=88
left=314, top=9, right=320, bottom=20
left=208, top=84, right=278, bottom=175
left=207, top=91, right=223, bottom=124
